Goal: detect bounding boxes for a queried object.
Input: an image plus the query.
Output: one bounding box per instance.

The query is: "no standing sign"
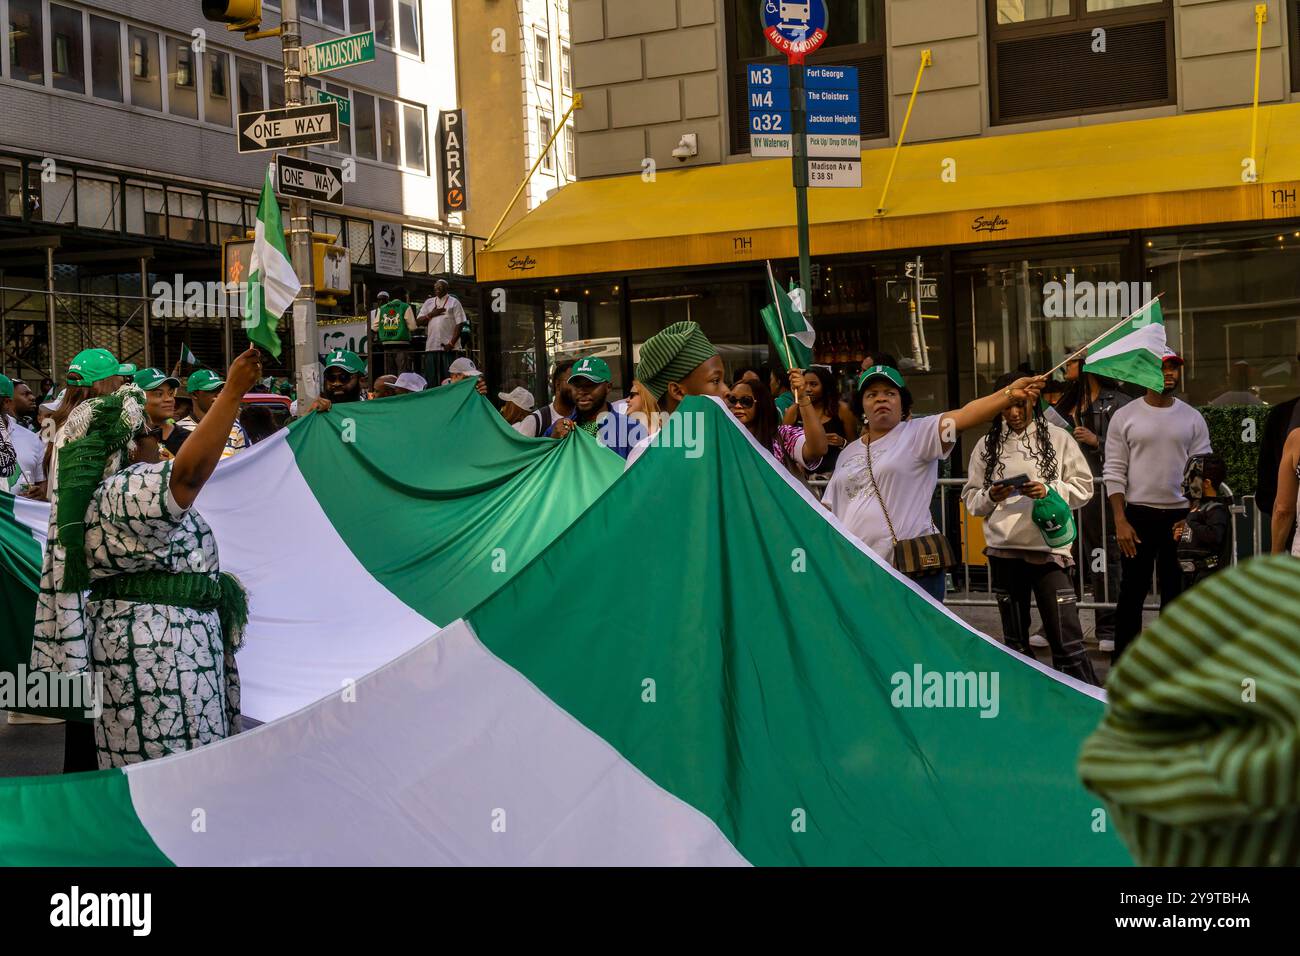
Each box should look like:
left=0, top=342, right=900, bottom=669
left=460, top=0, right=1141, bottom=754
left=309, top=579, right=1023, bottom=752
left=762, top=0, right=828, bottom=63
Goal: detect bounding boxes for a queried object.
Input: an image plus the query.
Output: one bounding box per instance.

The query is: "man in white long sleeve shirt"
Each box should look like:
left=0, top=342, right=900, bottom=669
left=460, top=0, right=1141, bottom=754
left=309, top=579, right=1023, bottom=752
left=417, top=279, right=467, bottom=388
left=1103, top=351, right=1212, bottom=660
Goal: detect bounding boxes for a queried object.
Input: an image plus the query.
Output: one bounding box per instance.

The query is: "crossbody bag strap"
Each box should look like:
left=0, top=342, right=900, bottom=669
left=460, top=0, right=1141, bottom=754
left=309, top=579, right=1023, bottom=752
left=863, top=434, right=899, bottom=550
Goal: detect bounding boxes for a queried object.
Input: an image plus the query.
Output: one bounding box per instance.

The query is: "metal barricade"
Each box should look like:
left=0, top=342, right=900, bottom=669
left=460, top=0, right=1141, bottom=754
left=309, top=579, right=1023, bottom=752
left=937, top=477, right=1265, bottom=609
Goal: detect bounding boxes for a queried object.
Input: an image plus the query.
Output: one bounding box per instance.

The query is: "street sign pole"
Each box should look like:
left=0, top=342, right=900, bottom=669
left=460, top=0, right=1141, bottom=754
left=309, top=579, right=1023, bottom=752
left=791, top=62, right=812, bottom=322
left=280, top=0, right=319, bottom=411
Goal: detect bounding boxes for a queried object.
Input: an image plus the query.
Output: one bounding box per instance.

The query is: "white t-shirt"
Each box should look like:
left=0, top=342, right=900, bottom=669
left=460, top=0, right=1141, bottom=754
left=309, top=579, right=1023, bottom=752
left=823, top=415, right=953, bottom=560
left=512, top=403, right=562, bottom=438
left=1102, top=398, right=1212, bottom=508
left=2, top=416, right=46, bottom=492
left=418, top=294, right=467, bottom=352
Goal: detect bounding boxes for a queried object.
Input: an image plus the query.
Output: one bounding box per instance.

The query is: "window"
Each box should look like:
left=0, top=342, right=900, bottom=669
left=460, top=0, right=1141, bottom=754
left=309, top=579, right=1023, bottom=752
left=50, top=4, right=85, bottom=94
left=724, top=0, right=888, bottom=154
left=8, top=0, right=46, bottom=86
left=89, top=15, right=123, bottom=101
left=561, top=44, right=571, bottom=92
left=378, top=97, right=400, bottom=165
left=538, top=112, right=554, bottom=172
left=535, top=32, right=549, bottom=84
left=76, top=175, right=119, bottom=231
left=168, top=37, right=198, bottom=119
left=236, top=57, right=263, bottom=113
left=347, top=0, right=372, bottom=32
left=354, top=93, right=377, bottom=159
left=206, top=51, right=231, bottom=126
left=328, top=82, right=353, bottom=155
left=322, top=0, right=345, bottom=30
left=402, top=103, right=425, bottom=170
left=167, top=188, right=203, bottom=243
left=375, top=0, right=395, bottom=47
left=564, top=125, right=575, bottom=177
left=986, top=0, right=1173, bottom=124
left=210, top=196, right=244, bottom=244
left=299, top=0, right=319, bottom=21
left=128, top=27, right=162, bottom=110
left=397, top=0, right=420, bottom=55
left=267, top=65, right=284, bottom=108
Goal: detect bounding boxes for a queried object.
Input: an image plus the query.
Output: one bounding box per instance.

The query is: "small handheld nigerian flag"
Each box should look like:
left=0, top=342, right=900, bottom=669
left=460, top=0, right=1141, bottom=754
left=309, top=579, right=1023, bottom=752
left=243, top=166, right=300, bottom=359
left=761, top=260, right=814, bottom=371
left=1082, top=298, right=1168, bottom=393
left=180, top=341, right=198, bottom=366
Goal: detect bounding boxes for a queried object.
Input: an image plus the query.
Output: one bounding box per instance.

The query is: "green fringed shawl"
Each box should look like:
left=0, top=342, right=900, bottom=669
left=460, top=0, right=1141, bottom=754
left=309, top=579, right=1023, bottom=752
left=55, top=392, right=136, bottom=593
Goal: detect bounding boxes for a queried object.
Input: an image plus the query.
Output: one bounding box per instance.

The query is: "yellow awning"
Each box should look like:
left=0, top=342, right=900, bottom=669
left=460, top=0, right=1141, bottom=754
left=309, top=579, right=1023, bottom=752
left=477, top=102, right=1300, bottom=282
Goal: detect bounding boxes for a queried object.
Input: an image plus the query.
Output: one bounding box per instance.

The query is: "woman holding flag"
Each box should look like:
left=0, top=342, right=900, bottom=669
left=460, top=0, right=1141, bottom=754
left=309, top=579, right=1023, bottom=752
left=29, top=348, right=263, bottom=769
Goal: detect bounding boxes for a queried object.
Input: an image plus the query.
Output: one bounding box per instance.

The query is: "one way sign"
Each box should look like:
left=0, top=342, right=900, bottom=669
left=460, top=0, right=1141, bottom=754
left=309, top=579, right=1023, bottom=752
left=238, top=103, right=339, bottom=152
left=276, top=155, right=345, bottom=205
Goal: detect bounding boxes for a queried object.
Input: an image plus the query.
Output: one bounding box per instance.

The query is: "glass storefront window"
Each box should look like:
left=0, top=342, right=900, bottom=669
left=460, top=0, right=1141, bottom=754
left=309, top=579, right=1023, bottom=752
left=630, top=274, right=761, bottom=390
left=546, top=283, right=624, bottom=397
left=871, top=255, right=950, bottom=416
left=1147, top=229, right=1300, bottom=407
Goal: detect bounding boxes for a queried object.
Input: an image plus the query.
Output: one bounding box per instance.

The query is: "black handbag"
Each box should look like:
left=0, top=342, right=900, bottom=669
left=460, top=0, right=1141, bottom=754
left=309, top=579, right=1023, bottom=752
left=864, top=433, right=957, bottom=577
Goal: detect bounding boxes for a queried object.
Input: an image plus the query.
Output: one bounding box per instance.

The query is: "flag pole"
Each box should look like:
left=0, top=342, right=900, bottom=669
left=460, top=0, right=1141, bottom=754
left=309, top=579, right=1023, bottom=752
left=1043, top=292, right=1165, bottom=380
left=765, top=260, right=801, bottom=403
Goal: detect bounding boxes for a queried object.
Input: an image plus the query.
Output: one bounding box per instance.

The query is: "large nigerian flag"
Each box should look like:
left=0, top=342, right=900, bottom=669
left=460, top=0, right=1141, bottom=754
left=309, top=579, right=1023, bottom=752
left=243, top=166, right=299, bottom=358
left=0, top=394, right=1129, bottom=866
left=760, top=260, right=814, bottom=370
left=0, top=380, right=623, bottom=723
left=1082, top=298, right=1168, bottom=392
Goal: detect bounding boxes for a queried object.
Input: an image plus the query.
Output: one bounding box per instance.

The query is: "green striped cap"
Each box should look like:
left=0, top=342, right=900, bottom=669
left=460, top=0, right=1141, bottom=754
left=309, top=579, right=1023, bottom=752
left=1079, top=555, right=1300, bottom=865
left=634, top=321, right=717, bottom=401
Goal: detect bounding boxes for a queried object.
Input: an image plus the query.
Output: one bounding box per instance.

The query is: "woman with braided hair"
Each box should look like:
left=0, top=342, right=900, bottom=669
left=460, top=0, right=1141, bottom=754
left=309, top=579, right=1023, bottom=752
left=962, top=371, right=1098, bottom=684
left=29, top=346, right=263, bottom=768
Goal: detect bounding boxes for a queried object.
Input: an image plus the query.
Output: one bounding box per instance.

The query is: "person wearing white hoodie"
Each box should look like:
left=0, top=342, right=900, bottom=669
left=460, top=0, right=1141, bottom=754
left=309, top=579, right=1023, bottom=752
left=963, top=373, right=1098, bottom=684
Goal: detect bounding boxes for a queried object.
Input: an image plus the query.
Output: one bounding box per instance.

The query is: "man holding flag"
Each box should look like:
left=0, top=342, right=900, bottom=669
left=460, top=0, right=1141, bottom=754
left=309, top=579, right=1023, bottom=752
left=1091, top=300, right=1212, bottom=660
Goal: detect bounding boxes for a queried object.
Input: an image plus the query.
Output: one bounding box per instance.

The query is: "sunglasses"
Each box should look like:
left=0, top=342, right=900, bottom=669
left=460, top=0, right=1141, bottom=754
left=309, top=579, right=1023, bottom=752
left=725, top=394, right=756, bottom=409
left=324, top=369, right=355, bottom=383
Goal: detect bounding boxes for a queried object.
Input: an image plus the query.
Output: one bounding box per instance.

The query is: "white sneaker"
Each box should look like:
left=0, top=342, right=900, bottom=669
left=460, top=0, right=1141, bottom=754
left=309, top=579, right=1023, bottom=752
left=1098, top=639, right=1115, bottom=653
left=6, top=711, right=64, bottom=725
left=1029, top=633, right=1048, bottom=648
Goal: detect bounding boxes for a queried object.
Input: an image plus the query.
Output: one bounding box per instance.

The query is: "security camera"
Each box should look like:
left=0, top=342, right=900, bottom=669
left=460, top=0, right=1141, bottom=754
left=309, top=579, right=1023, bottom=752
left=671, top=133, right=698, bottom=162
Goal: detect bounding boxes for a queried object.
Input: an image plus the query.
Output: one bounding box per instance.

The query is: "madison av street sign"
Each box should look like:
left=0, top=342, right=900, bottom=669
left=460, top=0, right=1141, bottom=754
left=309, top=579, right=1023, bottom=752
left=276, top=155, right=345, bottom=204
left=238, top=103, right=340, bottom=152
left=303, top=31, right=376, bottom=75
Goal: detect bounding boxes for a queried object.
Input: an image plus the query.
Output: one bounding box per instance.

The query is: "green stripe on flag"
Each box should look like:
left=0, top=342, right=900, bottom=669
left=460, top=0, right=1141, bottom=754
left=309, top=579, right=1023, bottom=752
left=285, top=379, right=624, bottom=624
left=0, top=769, right=171, bottom=866
left=1082, top=299, right=1167, bottom=393
left=467, top=397, right=1131, bottom=866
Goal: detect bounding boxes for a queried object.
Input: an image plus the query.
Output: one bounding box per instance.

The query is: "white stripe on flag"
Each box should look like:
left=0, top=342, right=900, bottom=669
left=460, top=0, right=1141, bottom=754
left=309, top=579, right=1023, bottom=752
left=1084, top=322, right=1166, bottom=364
left=126, top=619, right=749, bottom=866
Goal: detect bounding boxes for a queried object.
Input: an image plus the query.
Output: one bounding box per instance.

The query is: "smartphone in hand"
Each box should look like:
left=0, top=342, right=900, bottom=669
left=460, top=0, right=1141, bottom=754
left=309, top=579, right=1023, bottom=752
left=992, top=473, right=1031, bottom=490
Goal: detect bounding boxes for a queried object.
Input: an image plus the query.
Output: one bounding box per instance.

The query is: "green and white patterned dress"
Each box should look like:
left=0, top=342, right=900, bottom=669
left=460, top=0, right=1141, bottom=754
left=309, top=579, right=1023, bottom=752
left=31, top=459, right=241, bottom=768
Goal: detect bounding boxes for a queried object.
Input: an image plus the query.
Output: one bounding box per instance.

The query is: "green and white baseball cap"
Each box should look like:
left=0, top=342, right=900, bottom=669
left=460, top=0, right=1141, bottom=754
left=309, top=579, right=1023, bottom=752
left=1032, top=488, right=1077, bottom=549
left=569, top=356, right=612, bottom=384
left=324, top=349, right=366, bottom=375
left=0, top=374, right=12, bottom=399
left=134, top=367, right=180, bottom=391
left=857, top=364, right=906, bottom=392
left=186, top=369, right=225, bottom=392
left=66, top=348, right=124, bottom=386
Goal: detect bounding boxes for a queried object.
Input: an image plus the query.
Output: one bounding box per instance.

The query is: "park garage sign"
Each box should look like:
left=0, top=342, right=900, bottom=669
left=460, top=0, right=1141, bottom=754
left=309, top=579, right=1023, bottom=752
left=762, top=0, right=828, bottom=63
left=438, top=110, right=469, bottom=219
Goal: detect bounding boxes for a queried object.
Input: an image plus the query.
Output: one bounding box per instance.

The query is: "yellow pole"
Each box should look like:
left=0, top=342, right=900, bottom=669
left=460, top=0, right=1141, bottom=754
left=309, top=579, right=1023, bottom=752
left=876, top=50, right=931, bottom=216
left=1248, top=4, right=1267, bottom=183
left=484, top=93, right=583, bottom=250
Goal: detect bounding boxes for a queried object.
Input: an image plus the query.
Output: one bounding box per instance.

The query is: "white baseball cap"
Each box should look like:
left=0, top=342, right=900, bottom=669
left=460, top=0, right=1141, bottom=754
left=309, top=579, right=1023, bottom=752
left=393, top=371, right=428, bottom=393
left=497, top=386, right=534, bottom=410
left=448, top=357, right=481, bottom=377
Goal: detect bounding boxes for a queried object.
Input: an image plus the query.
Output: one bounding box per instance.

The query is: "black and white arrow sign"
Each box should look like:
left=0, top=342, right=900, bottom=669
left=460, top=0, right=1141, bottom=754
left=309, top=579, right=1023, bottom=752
left=275, top=155, right=345, bottom=205
left=238, top=103, right=339, bottom=153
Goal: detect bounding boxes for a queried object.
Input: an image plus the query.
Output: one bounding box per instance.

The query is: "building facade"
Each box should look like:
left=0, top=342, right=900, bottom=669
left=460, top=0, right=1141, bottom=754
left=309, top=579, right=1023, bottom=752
left=477, top=0, right=1300, bottom=466
left=1, top=0, right=480, bottom=385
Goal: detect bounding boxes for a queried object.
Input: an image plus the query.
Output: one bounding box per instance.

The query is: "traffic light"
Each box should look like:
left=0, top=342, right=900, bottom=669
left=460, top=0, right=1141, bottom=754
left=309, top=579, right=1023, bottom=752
left=202, top=0, right=261, bottom=29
